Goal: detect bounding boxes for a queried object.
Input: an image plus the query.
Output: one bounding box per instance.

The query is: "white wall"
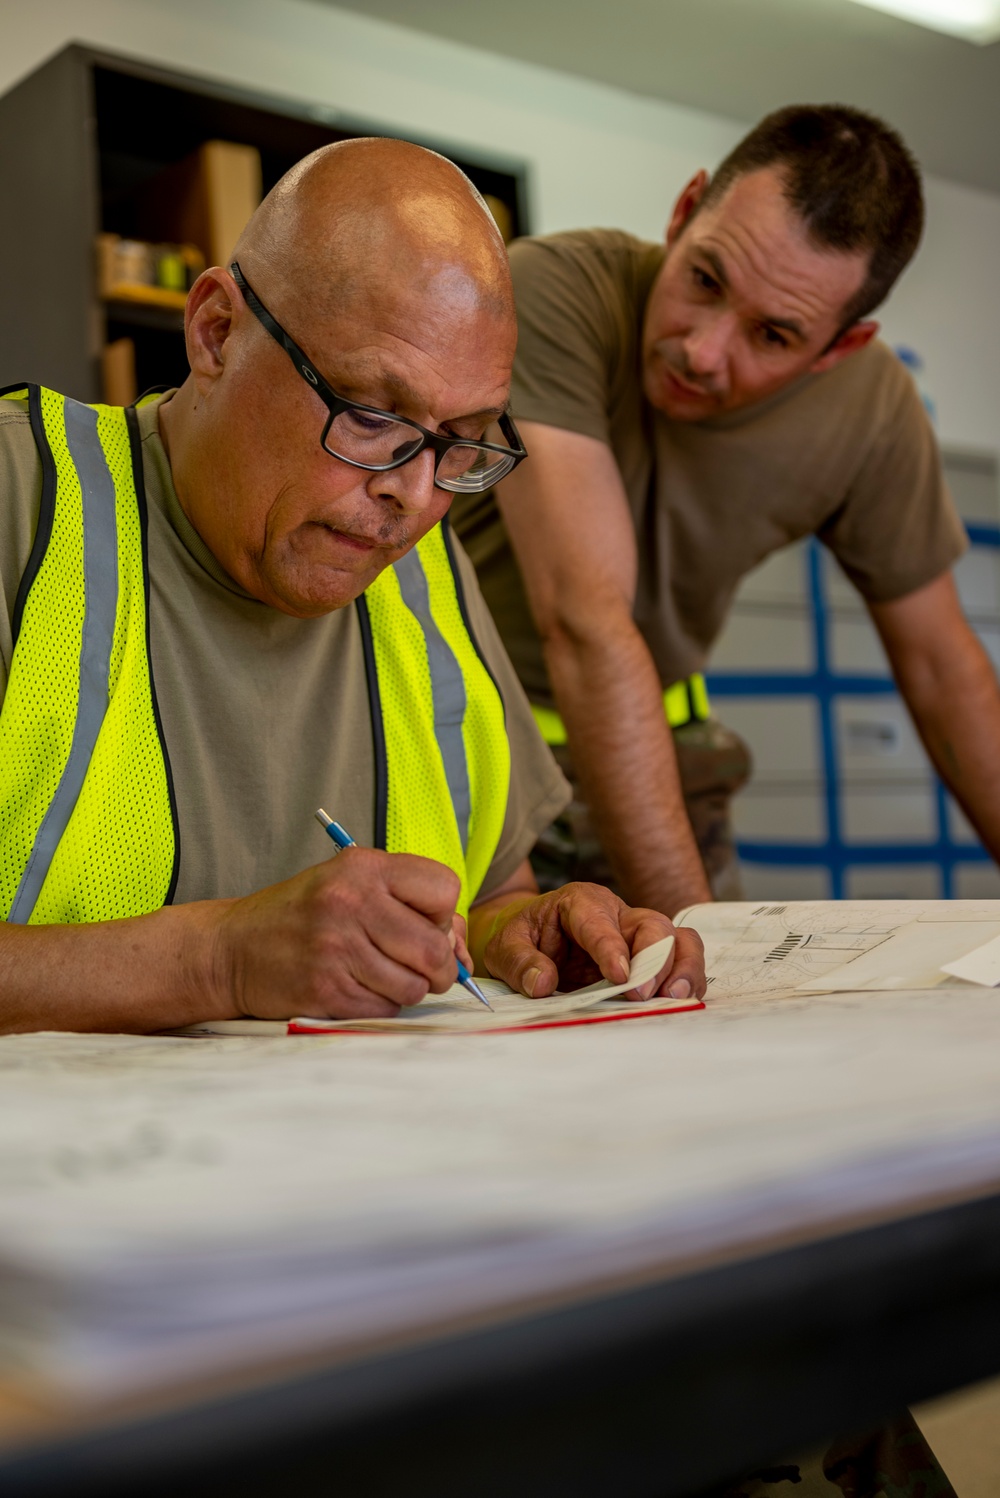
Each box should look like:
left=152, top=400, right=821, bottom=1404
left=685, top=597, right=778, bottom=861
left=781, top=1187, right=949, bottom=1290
left=879, top=174, right=1000, bottom=453
left=2, top=0, right=998, bottom=450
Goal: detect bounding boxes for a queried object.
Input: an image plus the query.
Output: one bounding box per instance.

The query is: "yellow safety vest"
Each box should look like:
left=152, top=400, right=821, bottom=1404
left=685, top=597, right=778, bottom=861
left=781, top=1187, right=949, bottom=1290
left=530, top=673, right=710, bottom=747
left=0, top=385, right=509, bottom=926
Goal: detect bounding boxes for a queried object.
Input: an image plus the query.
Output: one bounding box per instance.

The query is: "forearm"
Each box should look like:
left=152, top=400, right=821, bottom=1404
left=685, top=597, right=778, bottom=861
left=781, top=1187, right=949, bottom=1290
left=543, top=619, right=711, bottom=916
left=901, top=640, right=1000, bottom=859
left=491, top=425, right=708, bottom=914
left=0, top=850, right=470, bottom=1035
left=0, top=903, right=228, bottom=1035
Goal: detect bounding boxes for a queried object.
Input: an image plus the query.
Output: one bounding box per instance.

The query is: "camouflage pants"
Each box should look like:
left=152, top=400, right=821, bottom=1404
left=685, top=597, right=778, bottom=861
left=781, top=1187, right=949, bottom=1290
left=699, top=1409, right=956, bottom=1497
left=530, top=717, right=753, bottom=904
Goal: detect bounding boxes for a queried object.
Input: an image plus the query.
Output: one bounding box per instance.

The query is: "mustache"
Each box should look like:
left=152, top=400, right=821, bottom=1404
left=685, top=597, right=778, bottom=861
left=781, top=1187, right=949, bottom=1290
left=333, top=510, right=414, bottom=550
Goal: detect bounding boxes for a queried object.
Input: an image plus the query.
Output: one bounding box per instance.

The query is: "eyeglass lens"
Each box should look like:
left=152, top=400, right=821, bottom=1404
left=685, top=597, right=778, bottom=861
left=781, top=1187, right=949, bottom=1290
left=322, top=409, right=516, bottom=490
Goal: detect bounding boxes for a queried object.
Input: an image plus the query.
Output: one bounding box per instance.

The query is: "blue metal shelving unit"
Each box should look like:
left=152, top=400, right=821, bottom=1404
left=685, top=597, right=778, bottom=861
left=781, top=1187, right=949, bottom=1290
left=706, top=526, right=997, bottom=899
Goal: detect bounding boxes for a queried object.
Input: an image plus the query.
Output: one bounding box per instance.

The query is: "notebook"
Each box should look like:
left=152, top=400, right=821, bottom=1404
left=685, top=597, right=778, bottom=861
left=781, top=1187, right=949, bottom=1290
left=175, top=935, right=702, bottom=1035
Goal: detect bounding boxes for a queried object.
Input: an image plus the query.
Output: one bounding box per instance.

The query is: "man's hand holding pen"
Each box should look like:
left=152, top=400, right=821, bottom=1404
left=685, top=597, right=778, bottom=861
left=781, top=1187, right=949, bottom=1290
left=213, top=847, right=464, bottom=1021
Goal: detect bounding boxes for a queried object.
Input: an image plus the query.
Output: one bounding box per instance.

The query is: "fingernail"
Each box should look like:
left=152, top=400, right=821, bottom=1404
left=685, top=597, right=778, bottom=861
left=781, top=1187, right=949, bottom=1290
left=524, top=966, right=542, bottom=997
left=616, top=956, right=630, bottom=983
left=637, top=979, right=656, bottom=1001
left=669, top=979, right=691, bottom=1000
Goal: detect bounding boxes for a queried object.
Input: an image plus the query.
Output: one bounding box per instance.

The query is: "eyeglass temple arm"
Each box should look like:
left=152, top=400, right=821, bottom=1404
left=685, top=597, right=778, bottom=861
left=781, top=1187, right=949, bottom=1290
left=230, top=262, right=324, bottom=383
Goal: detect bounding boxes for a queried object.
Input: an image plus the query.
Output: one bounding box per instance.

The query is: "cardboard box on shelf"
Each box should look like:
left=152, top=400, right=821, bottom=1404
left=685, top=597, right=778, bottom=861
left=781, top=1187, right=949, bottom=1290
left=136, top=140, right=263, bottom=268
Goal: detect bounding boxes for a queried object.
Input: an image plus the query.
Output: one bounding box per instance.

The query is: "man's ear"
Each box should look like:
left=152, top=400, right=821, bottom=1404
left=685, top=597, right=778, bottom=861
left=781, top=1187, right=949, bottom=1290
left=666, top=170, right=710, bottom=249
left=810, top=319, right=879, bottom=374
left=183, top=268, right=239, bottom=396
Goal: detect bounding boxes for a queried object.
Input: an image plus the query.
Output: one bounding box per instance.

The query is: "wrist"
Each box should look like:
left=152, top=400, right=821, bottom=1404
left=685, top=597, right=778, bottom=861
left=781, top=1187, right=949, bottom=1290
left=488, top=891, right=538, bottom=936
left=468, top=891, right=535, bottom=971
left=169, top=899, right=242, bottom=1022
left=479, top=892, right=540, bottom=975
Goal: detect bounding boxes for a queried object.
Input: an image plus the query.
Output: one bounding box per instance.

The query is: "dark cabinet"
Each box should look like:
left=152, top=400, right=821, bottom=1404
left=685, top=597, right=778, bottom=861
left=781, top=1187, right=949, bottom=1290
left=0, top=44, right=528, bottom=401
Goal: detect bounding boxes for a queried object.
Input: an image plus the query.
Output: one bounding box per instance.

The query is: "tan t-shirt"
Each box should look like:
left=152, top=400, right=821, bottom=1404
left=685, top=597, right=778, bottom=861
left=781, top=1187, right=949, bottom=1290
left=454, top=229, right=968, bottom=707
left=0, top=395, right=569, bottom=904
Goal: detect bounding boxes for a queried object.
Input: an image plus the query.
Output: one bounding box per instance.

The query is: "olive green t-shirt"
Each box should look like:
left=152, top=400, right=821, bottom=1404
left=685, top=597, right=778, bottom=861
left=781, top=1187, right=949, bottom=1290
left=454, top=229, right=968, bottom=707
left=0, top=395, right=569, bottom=904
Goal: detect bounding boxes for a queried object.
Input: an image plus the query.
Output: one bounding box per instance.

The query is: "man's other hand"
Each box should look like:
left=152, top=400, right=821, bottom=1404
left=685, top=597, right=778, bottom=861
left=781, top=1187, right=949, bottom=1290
left=483, top=881, right=706, bottom=1002
left=214, top=848, right=462, bottom=1020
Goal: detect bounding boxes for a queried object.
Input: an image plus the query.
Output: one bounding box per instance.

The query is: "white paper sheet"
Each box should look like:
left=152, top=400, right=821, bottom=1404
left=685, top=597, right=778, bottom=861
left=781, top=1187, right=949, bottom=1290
left=674, top=900, right=1000, bottom=1000
left=798, top=918, right=1000, bottom=991
left=942, top=932, right=1000, bottom=986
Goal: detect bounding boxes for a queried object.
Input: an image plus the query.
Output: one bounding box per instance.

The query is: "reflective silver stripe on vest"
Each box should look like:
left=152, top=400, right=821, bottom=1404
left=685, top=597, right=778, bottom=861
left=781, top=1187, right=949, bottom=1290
left=393, top=548, right=471, bottom=852
left=8, top=400, right=119, bottom=923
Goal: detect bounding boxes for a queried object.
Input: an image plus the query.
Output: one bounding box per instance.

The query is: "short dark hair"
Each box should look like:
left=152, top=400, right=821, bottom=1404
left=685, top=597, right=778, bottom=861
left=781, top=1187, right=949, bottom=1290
left=702, top=104, right=924, bottom=327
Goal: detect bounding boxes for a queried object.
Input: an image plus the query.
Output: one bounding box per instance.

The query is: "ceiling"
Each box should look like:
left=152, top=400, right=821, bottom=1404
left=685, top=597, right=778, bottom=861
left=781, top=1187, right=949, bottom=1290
left=321, top=0, right=1000, bottom=195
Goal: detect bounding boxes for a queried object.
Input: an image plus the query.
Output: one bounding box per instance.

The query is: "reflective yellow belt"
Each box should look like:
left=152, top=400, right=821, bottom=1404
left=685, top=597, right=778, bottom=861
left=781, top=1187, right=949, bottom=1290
left=531, top=673, right=710, bottom=747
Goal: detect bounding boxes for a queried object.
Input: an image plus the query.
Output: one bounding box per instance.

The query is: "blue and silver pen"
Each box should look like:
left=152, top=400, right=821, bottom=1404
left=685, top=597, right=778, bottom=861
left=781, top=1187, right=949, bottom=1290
left=314, top=808, right=493, bottom=1011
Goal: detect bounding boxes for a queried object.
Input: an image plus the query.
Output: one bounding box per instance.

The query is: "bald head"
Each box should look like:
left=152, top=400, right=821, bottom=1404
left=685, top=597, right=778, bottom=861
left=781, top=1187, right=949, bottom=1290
left=232, top=136, right=514, bottom=328
left=161, top=135, right=519, bottom=621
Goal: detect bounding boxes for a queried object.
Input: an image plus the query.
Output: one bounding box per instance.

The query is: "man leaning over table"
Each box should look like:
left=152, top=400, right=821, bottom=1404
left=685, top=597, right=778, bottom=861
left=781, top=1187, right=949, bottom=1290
left=0, top=138, right=705, bottom=1034
left=454, top=104, right=1000, bottom=915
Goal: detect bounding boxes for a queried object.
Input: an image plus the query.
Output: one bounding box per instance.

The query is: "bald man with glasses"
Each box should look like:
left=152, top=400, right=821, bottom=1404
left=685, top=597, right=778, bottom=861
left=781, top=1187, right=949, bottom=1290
left=0, top=138, right=704, bottom=1034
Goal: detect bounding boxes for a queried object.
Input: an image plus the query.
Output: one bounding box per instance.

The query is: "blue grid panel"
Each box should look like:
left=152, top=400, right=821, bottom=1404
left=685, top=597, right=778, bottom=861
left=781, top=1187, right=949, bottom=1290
left=707, top=529, right=998, bottom=898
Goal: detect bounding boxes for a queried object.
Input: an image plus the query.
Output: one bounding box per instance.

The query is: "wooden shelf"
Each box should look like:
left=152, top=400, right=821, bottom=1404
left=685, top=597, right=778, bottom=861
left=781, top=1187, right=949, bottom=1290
left=102, top=283, right=188, bottom=310
left=103, top=284, right=187, bottom=311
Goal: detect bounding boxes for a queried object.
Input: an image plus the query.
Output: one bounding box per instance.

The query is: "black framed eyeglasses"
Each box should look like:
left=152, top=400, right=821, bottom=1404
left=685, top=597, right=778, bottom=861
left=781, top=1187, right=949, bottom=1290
left=230, top=262, right=527, bottom=494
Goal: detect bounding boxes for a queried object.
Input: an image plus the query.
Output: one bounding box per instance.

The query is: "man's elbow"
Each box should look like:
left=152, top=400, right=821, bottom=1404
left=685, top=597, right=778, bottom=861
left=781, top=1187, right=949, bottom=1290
left=894, top=620, right=997, bottom=713
left=533, top=588, right=635, bottom=658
